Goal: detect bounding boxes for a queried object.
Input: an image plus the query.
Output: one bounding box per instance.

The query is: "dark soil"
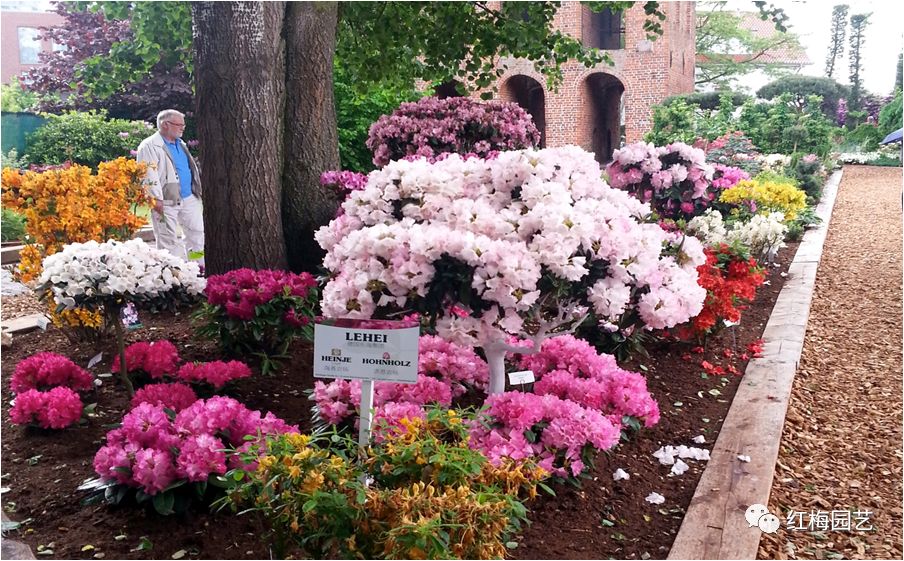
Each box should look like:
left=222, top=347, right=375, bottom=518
left=0, top=241, right=799, bottom=560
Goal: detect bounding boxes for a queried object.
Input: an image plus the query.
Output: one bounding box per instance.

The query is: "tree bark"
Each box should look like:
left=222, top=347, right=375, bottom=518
left=192, top=1, right=289, bottom=274
left=282, top=2, right=340, bottom=272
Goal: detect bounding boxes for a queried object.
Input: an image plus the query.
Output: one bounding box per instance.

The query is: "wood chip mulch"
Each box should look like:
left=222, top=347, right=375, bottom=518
left=758, top=166, right=903, bottom=560
left=0, top=293, right=46, bottom=322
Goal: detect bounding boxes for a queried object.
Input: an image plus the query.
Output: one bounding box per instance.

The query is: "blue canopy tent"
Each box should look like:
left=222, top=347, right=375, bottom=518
left=880, top=128, right=903, bottom=144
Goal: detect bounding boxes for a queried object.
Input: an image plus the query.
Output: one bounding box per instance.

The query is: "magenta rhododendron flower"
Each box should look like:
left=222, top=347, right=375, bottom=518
left=175, top=360, right=252, bottom=389
left=11, top=352, right=94, bottom=393
left=130, top=383, right=198, bottom=412
left=112, top=340, right=180, bottom=379
left=10, top=387, right=83, bottom=429
left=93, top=398, right=297, bottom=495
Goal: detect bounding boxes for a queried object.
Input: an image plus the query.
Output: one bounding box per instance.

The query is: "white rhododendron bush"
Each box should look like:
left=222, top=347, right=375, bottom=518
left=316, top=146, right=706, bottom=392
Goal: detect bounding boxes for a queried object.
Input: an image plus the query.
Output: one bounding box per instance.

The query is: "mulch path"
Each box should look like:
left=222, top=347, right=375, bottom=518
left=0, top=241, right=800, bottom=560
left=758, top=166, right=903, bottom=560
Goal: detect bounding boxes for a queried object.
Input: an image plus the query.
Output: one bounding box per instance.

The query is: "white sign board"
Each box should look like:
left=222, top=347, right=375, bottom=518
left=313, top=322, right=419, bottom=383
left=508, top=370, right=535, bottom=385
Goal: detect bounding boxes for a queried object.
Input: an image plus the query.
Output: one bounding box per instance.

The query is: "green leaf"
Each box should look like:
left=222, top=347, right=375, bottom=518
left=152, top=492, right=175, bottom=515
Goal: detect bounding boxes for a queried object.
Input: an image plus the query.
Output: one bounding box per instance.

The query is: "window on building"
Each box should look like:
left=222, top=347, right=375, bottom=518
left=586, top=8, right=623, bottom=50
left=18, top=27, right=41, bottom=64
left=52, top=40, right=67, bottom=52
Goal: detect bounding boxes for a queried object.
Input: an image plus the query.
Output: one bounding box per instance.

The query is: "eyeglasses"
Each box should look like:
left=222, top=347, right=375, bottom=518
left=166, top=121, right=186, bottom=128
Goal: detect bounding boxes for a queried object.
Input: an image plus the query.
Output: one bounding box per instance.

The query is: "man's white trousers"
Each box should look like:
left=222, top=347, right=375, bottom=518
left=150, top=195, right=204, bottom=261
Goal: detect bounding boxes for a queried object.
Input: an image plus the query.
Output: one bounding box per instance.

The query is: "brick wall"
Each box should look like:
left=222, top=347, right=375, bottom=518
left=472, top=1, right=696, bottom=156
left=1, top=11, right=65, bottom=84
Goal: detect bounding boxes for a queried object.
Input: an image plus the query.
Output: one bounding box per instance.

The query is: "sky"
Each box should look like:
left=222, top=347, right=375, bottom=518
left=724, top=0, right=904, bottom=95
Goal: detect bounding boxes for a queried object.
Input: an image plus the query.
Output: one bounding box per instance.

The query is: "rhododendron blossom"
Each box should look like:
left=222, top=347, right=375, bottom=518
left=607, top=141, right=717, bottom=219
left=316, top=147, right=706, bottom=393
left=93, top=397, right=297, bottom=495
left=130, top=383, right=199, bottom=412
left=10, top=386, right=83, bottom=429
left=176, top=360, right=252, bottom=388
left=469, top=392, right=621, bottom=477
left=367, top=96, right=540, bottom=167
left=112, top=340, right=180, bottom=379
left=11, top=352, right=94, bottom=393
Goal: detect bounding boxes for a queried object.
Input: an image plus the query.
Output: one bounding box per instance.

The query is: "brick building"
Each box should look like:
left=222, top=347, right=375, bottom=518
left=464, top=2, right=696, bottom=162
left=1, top=1, right=64, bottom=84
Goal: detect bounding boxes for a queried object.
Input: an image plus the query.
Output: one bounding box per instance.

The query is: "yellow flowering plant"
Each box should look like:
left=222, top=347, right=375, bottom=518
left=717, top=178, right=807, bottom=221
left=1, top=158, right=149, bottom=341
left=219, top=408, right=549, bottom=559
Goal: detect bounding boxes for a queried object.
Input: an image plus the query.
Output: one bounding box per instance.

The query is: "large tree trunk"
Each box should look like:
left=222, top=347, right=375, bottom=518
left=192, top=1, right=289, bottom=274
left=282, top=2, right=340, bottom=272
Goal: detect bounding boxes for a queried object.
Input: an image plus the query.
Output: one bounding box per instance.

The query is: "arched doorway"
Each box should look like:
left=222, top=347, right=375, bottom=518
left=500, top=75, right=546, bottom=148
left=582, top=73, right=625, bottom=164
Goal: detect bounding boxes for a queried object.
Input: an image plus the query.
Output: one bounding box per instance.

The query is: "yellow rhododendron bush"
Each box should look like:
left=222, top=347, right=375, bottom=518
left=1, top=158, right=149, bottom=338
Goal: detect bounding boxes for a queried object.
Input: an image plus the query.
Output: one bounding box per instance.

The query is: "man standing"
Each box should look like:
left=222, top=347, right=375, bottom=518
left=136, top=109, right=204, bottom=261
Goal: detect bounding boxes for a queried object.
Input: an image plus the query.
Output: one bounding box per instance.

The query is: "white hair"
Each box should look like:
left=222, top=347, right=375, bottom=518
left=156, top=109, right=185, bottom=129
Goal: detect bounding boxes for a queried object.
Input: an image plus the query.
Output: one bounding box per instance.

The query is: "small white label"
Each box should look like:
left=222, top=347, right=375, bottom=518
left=36, top=316, right=49, bottom=331
left=508, top=370, right=535, bottom=385
left=87, top=352, right=104, bottom=369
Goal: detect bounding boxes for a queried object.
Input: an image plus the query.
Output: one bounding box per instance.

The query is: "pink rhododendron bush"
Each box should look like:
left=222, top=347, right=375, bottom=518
left=366, top=96, right=540, bottom=167
left=84, top=397, right=297, bottom=515
left=9, top=352, right=93, bottom=429
left=316, top=146, right=706, bottom=393
left=313, top=334, right=660, bottom=477
left=112, top=339, right=252, bottom=389
left=606, top=141, right=718, bottom=220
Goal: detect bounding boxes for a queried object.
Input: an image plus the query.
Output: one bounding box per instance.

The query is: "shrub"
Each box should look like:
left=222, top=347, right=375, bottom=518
left=607, top=141, right=718, bottom=220
left=718, top=179, right=807, bottom=221
left=756, top=75, right=848, bottom=119
left=846, top=123, right=883, bottom=151
left=335, top=63, right=421, bottom=172
left=705, top=131, right=762, bottom=175
left=175, top=360, right=252, bottom=389
left=10, top=352, right=94, bottom=393
left=738, top=95, right=836, bottom=157
left=662, top=91, right=750, bottom=111
left=878, top=90, right=903, bottom=137
left=130, top=383, right=198, bottom=412
left=9, top=386, right=83, bottom=429
left=790, top=153, right=828, bottom=200
left=1, top=148, right=29, bottom=171
left=1, top=206, right=26, bottom=242
left=711, top=164, right=750, bottom=190
left=366, top=96, right=540, bottom=166
left=646, top=98, right=697, bottom=146
left=1, top=158, right=149, bottom=283
left=194, top=269, right=318, bottom=374
left=316, top=147, right=706, bottom=389
left=24, top=110, right=153, bottom=169
left=221, top=409, right=545, bottom=559
left=677, top=243, right=765, bottom=339
left=687, top=209, right=788, bottom=262
left=0, top=77, right=39, bottom=112
left=36, top=239, right=206, bottom=395
left=112, top=340, right=181, bottom=380
left=86, top=397, right=297, bottom=515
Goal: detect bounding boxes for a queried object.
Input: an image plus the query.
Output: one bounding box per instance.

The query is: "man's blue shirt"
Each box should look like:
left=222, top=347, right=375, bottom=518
left=164, top=139, right=193, bottom=198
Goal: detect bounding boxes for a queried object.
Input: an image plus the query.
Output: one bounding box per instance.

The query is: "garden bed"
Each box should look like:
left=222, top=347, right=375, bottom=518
left=1, top=242, right=798, bottom=560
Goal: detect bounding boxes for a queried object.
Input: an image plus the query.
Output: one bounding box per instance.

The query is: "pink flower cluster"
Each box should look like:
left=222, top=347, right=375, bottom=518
left=93, top=397, right=297, bottom=494
left=469, top=392, right=621, bottom=477
left=10, top=386, right=83, bottom=429
left=371, top=402, right=428, bottom=443
left=10, top=352, right=94, bottom=393
left=366, top=96, right=540, bottom=167
left=112, top=340, right=180, bottom=379
left=513, top=335, right=660, bottom=427
left=176, top=361, right=252, bottom=389
left=312, top=335, right=486, bottom=424
left=607, top=141, right=717, bottom=220
left=711, top=164, right=750, bottom=190
left=131, top=383, right=198, bottom=412
left=205, top=269, right=317, bottom=322
left=321, top=170, right=368, bottom=197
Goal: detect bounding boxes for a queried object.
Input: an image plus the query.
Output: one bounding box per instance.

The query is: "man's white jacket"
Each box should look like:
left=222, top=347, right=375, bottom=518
left=135, top=132, right=202, bottom=204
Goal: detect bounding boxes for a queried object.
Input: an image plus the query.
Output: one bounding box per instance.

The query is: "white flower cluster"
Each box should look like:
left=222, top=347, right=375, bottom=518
left=38, top=239, right=206, bottom=308
left=757, top=153, right=792, bottom=173
left=316, top=146, right=706, bottom=347
left=837, top=152, right=881, bottom=164
left=687, top=209, right=787, bottom=261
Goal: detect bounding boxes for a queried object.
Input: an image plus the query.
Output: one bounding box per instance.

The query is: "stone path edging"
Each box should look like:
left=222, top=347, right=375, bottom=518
left=667, top=169, right=844, bottom=560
